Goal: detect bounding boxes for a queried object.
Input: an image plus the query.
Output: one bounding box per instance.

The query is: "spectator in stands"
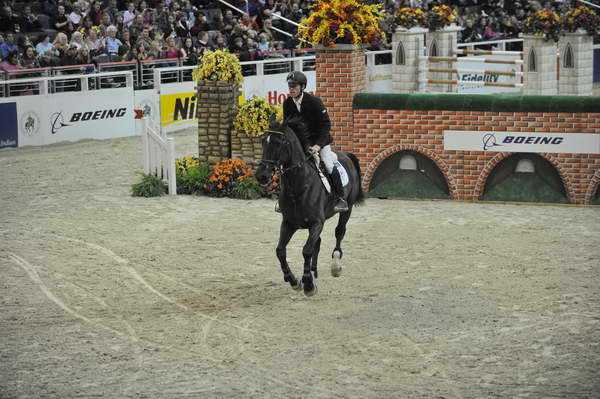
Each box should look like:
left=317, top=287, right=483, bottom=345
left=104, top=24, right=122, bottom=54
left=85, top=27, right=104, bottom=56
left=20, top=6, right=43, bottom=34
left=19, top=45, right=41, bottom=68
left=118, top=28, right=132, bottom=52
left=240, top=13, right=258, bottom=32
left=69, top=30, right=86, bottom=49
left=114, top=12, right=126, bottom=33
left=195, top=30, right=212, bottom=52
left=60, top=43, right=80, bottom=64
left=257, top=32, right=272, bottom=51
left=259, top=17, right=276, bottom=42
left=99, top=13, right=112, bottom=36
left=141, top=5, right=154, bottom=28
left=53, top=5, right=75, bottom=36
left=135, top=26, right=152, bottom=48
left=212, top=32, right=227, bottom=50
left=68, top=3, right=86, bottom=29
left=88, top=1, right=103, bottom=25
left=209, top=10, right=225, bottom=31
left=52, top=31, right=69, bottom=57
left=180, top=36, right=198, bottom=65
left=0, top=32, right=18, bottom=59
left=174, top=11, right=190, bottom=37
left=37, top=34, right=61, bottom=66
left=103, top=0, right=119, bottom=24
left=123, top=2, right=137, bottom=27
left=0, top=50, right=21, bottom=71
left=0, top=5, right=22, bottom=34
left=163, top=35, right=182, bottom=58
left=132, top=41, right=149, bottom=60
left=161, top=12, right=177, bottom=38
left=189, top=11, right=210, bottom=36
left=147, top=39, right=163, bottom=58
left=129, top=14, right=145, bottom=41
left=43, top=0, right=59, bottom=20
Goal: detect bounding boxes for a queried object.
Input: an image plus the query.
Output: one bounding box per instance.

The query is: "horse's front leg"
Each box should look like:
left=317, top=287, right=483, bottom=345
left=276, top=221, right=302, bottom=290
left=302, top=221, right=324, bottom=297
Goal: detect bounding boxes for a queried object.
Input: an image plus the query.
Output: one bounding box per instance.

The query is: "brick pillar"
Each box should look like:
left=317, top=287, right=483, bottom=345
left=196, top=81, right=240, bottom=164
left=315, top=44, right=366, bottom=154
left=558, top=31, right=593, bottom=96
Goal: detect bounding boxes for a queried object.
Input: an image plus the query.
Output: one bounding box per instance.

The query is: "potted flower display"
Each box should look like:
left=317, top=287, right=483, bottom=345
left=522, top=9, right=561, bottom=42
left=232, top=98, right=282, bottom=166
left=394, top=7, right=427, bottom=30
left=297, top=0, right=385, bottom=48
left=193, top=50, right=243, bottom=164
left=562, top=5, right=598, bottom=35
left=425, top=4, right=458, bottom=31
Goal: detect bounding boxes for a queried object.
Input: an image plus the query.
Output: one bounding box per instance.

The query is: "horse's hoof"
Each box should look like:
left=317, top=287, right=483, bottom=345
left=304, top=283, right=317, bottom=297
left=331, top=250, right=343, bottom=277
left=291, top=280, right=303, bottom=291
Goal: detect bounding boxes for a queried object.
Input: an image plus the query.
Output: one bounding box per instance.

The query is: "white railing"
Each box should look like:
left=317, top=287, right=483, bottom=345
left=141, top=117, right=177, bottom=196
left=457, top=38, right=523, bottom=52
left=0, top=71, right=134, bottom=96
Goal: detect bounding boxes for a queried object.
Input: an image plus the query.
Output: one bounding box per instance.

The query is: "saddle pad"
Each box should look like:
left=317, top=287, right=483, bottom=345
left=317, top=160, right=349, bottom=194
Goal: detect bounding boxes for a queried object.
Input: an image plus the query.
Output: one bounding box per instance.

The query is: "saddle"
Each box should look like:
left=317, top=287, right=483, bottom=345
left=311, top=153, right=349, bottom=194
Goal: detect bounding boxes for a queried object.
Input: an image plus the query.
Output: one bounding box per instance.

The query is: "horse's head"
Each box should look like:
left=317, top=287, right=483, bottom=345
left=254, top=120, right=291, bottom=185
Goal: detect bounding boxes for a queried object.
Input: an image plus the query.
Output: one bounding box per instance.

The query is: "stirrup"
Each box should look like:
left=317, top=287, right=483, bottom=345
left=333, top=198, right=348, bottom=212
left=274, top=202, right=281, bottom=213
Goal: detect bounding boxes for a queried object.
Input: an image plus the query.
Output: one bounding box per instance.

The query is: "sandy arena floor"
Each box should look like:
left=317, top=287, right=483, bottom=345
left=1, top=128, right=599, bottom=399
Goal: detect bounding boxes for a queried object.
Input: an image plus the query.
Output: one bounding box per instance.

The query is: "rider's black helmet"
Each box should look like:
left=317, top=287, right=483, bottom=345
left=286, top=71, right=307, bottom=88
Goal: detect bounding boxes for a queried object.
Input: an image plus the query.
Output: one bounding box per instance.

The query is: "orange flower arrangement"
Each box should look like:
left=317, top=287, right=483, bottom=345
left=205, top=159, right=253, bottom=197
left=395, top=7, right=427, bottom=30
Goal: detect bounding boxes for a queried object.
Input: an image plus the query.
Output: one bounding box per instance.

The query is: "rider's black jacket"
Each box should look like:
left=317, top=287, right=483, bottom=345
left=283, top=91, right=332, bottom=149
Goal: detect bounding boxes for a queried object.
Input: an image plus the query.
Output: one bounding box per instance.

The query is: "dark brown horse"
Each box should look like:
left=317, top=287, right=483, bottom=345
left=254, top=118, right=365, bottom=296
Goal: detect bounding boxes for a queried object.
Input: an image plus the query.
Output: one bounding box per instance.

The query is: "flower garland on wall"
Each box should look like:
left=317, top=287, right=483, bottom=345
left=562, top=5, right=599, bottom=35
left=297, top=0, right=385, bottom=47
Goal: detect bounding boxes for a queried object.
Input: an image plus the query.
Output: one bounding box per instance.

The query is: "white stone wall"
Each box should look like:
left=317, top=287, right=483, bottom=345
left=425, top=26, right=461, bottom=93
left=523, top=35, right=558, bottom=96
left=558, top=32, right=593, bottom=96
left=392, top=27, right=427, bottom=93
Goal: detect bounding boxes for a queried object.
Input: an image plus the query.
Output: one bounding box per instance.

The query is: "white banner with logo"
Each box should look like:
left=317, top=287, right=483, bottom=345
left=444, top=130, right=600, bottom=154
left=1, top=87, right=135, bottom=148
left=455, top=55, right=522, bottom=94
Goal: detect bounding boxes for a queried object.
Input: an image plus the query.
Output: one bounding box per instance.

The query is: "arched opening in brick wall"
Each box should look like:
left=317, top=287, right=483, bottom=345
left=367, top=150, right=450, bottom=199
left=481, top=153, right=567, bottom=203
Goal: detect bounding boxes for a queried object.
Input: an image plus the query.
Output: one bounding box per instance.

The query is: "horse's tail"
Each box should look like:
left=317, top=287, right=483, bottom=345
left=347, top=153, right=366, bottom=206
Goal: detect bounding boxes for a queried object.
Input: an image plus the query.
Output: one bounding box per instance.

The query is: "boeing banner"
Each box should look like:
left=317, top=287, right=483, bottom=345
left=444, top=130, right=600, bottom=154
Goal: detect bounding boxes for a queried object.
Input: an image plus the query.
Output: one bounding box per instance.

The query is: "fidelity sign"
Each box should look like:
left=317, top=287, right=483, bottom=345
left=444, top=130, right=600, bottom=154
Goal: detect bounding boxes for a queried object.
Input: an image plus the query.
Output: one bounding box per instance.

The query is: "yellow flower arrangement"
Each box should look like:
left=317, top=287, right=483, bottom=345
left=395, top=7, right=426, bottom=30
left=563, top=5, right=598, bottom=35
left=298, top=0, right=385, bottom=47
left=192, top=50, right=243, bottom=84
left=233, top=98, right=282, bottom=137
left=426, top=5, right=458, bottom=31
left=523, top=9, right=561, bottom=42
left=175, top=155, right=200, bottom=174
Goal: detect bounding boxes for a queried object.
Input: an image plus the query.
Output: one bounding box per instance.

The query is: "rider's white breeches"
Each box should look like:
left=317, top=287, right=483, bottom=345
left=319, top=145, right=335, bottom=174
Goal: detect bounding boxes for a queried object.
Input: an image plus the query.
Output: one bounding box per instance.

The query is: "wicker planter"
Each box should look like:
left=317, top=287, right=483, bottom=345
left=231, top=133, right=263, bottom=167
left=196, top=80, right=240, bottom=165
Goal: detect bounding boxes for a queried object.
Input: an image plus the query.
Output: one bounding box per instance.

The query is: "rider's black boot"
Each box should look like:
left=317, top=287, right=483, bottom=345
left=330, top=168, right=348, bottom=213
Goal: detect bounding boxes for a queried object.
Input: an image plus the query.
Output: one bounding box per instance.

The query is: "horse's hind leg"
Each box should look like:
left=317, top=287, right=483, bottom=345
left=277, top=221, right=302, bottom=290
left=331, top=207, right=352, bottom=277
left=311, top=237, right=321, bottom=279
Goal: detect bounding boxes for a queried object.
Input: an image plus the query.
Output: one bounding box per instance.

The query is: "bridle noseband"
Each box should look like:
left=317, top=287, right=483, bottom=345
left=260, top=130, right=310, bottom=175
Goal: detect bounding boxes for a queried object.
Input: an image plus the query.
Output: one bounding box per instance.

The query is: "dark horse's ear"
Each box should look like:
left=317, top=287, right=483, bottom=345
left=268, top=114, right=280, bottom=131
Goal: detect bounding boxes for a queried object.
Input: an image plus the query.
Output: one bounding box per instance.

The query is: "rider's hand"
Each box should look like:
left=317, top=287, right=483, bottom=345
left=309, top=145, right=321, bottom=154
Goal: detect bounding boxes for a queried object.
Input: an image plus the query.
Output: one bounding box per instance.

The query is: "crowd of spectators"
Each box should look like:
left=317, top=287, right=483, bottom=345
left=0, top=0, right=582, bottom=72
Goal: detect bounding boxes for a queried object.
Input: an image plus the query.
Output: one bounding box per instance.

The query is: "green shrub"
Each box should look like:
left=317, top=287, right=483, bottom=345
left=232, top=176, right=264, bottom=199
left=177, top=163, right=212, bottom=195
left=131, top=173, right=168, bottom=197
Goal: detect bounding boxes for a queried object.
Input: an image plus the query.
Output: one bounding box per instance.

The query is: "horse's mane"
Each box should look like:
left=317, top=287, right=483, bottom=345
left=282, top=116, right=310, bottom=152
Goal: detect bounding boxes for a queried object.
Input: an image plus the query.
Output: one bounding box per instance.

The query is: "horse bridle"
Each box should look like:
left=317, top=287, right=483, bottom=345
left=260, top=130, right=311, bottom=175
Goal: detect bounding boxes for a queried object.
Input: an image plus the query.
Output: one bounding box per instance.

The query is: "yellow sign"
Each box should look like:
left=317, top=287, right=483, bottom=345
left=160, top=91, right=245, bottom=128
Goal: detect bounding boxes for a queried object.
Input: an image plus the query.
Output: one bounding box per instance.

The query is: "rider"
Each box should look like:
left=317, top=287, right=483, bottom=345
left=283, top=71, right=348, bottom=213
